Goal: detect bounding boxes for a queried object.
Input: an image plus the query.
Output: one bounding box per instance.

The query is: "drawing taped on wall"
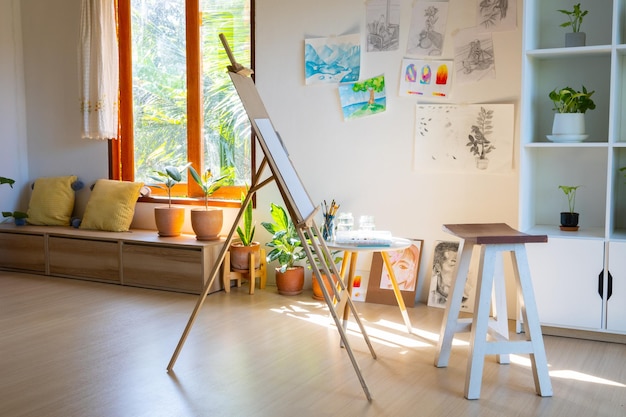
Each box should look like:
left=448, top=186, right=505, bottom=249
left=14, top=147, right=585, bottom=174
left=304, top=34, right=360, bottom=85
left=406, top=1, right=449, bottom=57
left=413, top=103, right=514, bottom=173
left=366, top=0, right=401, bottom=52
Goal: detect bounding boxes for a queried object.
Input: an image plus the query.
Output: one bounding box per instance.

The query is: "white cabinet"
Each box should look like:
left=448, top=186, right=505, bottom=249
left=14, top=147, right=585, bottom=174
left=520, top=0, right=626, bottom=337
left=526, top=238, right=604, bottom=330
left=607, top=241, right=626, bottom=332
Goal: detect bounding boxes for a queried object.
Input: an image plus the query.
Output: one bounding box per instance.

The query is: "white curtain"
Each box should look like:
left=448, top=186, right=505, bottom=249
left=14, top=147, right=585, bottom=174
left=78, top=0, right=119, bottom=140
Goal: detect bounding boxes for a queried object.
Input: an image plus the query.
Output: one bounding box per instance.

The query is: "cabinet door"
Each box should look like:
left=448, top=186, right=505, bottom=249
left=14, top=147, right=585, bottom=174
left=607, top=242, right=626, bottom=333
left=526, top=238, right=604, bottom=330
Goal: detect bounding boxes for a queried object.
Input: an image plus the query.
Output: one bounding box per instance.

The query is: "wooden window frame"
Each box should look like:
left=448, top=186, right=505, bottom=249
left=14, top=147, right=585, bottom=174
left=112, top=0, right=255, bottom=208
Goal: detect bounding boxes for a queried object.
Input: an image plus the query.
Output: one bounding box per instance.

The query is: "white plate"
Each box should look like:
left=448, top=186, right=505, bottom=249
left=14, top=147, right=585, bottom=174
left=546, top=134, right=589, bottom=143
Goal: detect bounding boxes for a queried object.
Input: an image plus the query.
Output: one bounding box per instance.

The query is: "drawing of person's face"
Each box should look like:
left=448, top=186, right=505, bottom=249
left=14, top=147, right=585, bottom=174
left=392, top=249, right=417, bottom=290
left=435, top=249, right=456, bottom=297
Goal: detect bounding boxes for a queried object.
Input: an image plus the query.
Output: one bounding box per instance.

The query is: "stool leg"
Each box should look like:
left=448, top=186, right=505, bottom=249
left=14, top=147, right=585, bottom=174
left=491, top=253, right=510, bottom=365
left=223, top=251, right=231, bottom=293
left=511, top=246, right=553, bottom=397
left=249, top=252, right=255, bottom=295
left=465, top=244, right=497, bottom=399
left=435, top=240, right=474, bottom=368
left=259, top=249, right=267, bottom=289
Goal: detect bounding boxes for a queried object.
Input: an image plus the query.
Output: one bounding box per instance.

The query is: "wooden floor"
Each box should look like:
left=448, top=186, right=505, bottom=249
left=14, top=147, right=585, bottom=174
left=1, top=271, right=625, bottom=417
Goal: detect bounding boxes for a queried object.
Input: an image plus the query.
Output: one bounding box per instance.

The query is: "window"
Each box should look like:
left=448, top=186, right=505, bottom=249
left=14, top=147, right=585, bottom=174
left=114, top=0, right=254, bottom=205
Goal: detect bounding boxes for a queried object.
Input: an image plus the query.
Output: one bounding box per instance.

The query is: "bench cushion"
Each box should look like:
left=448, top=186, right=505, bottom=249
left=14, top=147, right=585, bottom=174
left=80, top=179, right=143, bottom=232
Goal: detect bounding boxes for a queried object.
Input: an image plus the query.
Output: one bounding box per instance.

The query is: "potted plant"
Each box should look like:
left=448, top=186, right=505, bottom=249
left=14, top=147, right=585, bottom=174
left=188, top=166, right=230, bottom=241
left=262, top=202, right=307, bottom=295
left=466, top=106, right=495, bottom=170
left=548, top=86, right=595, bottom=142
left=308, top=248, right=343, bottom=301
left=1, top=177, right=28, bottom=225
left=558, top=3, right=588, bottom=47
left=150, top=163, right=191, bottom=237
left=559, top=185, right=580, bottom=231
left=229, top=188, right=261, bottom=271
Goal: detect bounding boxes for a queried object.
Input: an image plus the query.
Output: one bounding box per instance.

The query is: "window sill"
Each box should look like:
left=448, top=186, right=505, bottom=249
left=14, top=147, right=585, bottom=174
left=138, top=195, right=241, bottom=208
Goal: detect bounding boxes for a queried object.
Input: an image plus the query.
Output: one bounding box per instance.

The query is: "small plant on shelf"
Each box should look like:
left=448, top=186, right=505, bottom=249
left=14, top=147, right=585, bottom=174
left=558, top=185, right=580, bottom=231
left=549, top=86, right=595, bottom=114
left=559, top=185, right=579, bottom=213
left=557, top=3, right=588, bottom=33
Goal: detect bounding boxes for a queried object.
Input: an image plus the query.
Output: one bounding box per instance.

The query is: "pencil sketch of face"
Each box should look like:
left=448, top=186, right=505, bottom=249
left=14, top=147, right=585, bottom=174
left=433, top=241, right=459, bottom=298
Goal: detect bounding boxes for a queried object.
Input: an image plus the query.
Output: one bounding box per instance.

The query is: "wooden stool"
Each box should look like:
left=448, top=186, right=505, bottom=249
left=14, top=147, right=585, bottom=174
left=222, top=249, right=267, bottom=294
left=434, top=223, right=552, bottom=400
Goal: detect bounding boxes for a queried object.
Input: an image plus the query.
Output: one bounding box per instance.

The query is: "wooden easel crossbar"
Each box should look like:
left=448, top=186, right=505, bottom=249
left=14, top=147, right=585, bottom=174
left=166, top=35, right=376, bottom=401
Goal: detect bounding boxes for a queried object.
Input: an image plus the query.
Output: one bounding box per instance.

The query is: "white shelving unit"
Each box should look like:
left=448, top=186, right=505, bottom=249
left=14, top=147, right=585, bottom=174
left=520, top=0, right=626, bottom=339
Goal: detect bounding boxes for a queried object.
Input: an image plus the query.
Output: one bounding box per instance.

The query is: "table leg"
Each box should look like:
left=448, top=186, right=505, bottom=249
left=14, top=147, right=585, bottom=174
left=340, top=252, right=359, bottom=344
left=381, top=251, right=413, bottom=334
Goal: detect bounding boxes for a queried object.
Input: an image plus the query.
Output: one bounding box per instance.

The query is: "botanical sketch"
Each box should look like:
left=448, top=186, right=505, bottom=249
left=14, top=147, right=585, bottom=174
left=413, top=103, right=514, bottom=173
left=406, top=1, right=449, bottom=57
left=453, top=27, right=495, bottom=84
left=427, top=241, right=476, bottom=312
left=366, top=0, right=401, bottom=52
left=338, top=74, right=386, bottom=120
left=477, top=0, right=517, bottom=32
left=399, top=58, right=453, bottom=98
left=304, top=34, right=360, bottom=85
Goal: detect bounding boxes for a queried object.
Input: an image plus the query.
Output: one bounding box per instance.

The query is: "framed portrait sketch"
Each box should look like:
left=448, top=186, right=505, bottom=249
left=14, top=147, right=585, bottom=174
left=427, top=240, right=477, bottom=312
left=366, top=239, right=423, bottom=307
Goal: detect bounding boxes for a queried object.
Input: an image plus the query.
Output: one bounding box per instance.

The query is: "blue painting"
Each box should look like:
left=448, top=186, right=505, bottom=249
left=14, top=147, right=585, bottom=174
left=338, top=74, right=386, bottom=121
left=305, top=34, right=361, bottom=85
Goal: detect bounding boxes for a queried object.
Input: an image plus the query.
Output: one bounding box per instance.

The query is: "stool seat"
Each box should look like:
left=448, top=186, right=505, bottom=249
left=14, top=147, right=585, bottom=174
left=443, top=223, right=547, bottom=245
left=434, top=223, right=552, bottom=400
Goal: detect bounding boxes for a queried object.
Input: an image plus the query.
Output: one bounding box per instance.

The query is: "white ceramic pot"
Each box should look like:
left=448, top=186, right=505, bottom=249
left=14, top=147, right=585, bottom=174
left=552, top=113, right=585, bottom=136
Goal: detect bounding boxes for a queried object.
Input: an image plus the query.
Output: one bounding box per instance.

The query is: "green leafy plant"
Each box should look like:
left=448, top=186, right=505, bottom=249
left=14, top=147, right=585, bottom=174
left=188, top=166, right=231, bottom=210
left=261, top=203, right=306, bottom=272
left=235, top=188, right=255, bottom=246
left=1, top=176, right=28, bottom=224
left=559, top=185, right=580, bottom=213
left=549, top=86, right=596, bottom=114
left=149, top=163, right=191, bottom=208
left=558, top=3, right=588, bottom=33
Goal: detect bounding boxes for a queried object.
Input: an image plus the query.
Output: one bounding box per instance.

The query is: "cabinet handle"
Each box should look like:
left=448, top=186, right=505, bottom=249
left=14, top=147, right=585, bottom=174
left=597, top=270, right=613, bottom=300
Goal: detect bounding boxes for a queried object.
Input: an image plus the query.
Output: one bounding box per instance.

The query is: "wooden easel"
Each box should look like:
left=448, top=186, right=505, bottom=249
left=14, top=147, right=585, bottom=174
left=167, top=35, right=376, bottom=401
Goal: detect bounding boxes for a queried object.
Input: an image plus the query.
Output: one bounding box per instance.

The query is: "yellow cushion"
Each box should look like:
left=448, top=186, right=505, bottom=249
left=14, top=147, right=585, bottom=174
left=27, top=176, right=78, bottom=226
left=80, top=179, right=143, bottom=232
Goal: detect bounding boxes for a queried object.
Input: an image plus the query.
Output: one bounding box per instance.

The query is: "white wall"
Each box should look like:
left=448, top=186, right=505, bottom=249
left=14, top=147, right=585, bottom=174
left=20, top=0, right=109, bottom=215
left=13, top=0, right=522, bottom=303
left=0, top=0, right=28, bottom=211
left=254, top=0, right=522, bottom=301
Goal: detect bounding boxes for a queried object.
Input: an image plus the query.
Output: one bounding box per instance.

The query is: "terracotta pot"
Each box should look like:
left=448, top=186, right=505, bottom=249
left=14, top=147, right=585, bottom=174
left=154, top=206, right=185, bottom=237
left=229, top=241, right=261, bottom=270
left=275, top=266, right=304, bottom=296
left=312, top=273, right=338, bottom=300
left=190, top=208, right=223, bottom=241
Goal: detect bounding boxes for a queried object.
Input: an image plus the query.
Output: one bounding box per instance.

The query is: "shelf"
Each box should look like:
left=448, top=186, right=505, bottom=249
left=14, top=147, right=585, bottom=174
left=524, top=142, right=609, bottom=148
left=526, top=225, right=606, bottom=240
left=526, top=45, right=612, bottom=59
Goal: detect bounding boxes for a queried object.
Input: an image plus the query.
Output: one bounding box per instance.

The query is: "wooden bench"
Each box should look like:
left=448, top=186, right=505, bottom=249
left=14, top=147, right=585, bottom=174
left=0, top=224, right=225, bottom=294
